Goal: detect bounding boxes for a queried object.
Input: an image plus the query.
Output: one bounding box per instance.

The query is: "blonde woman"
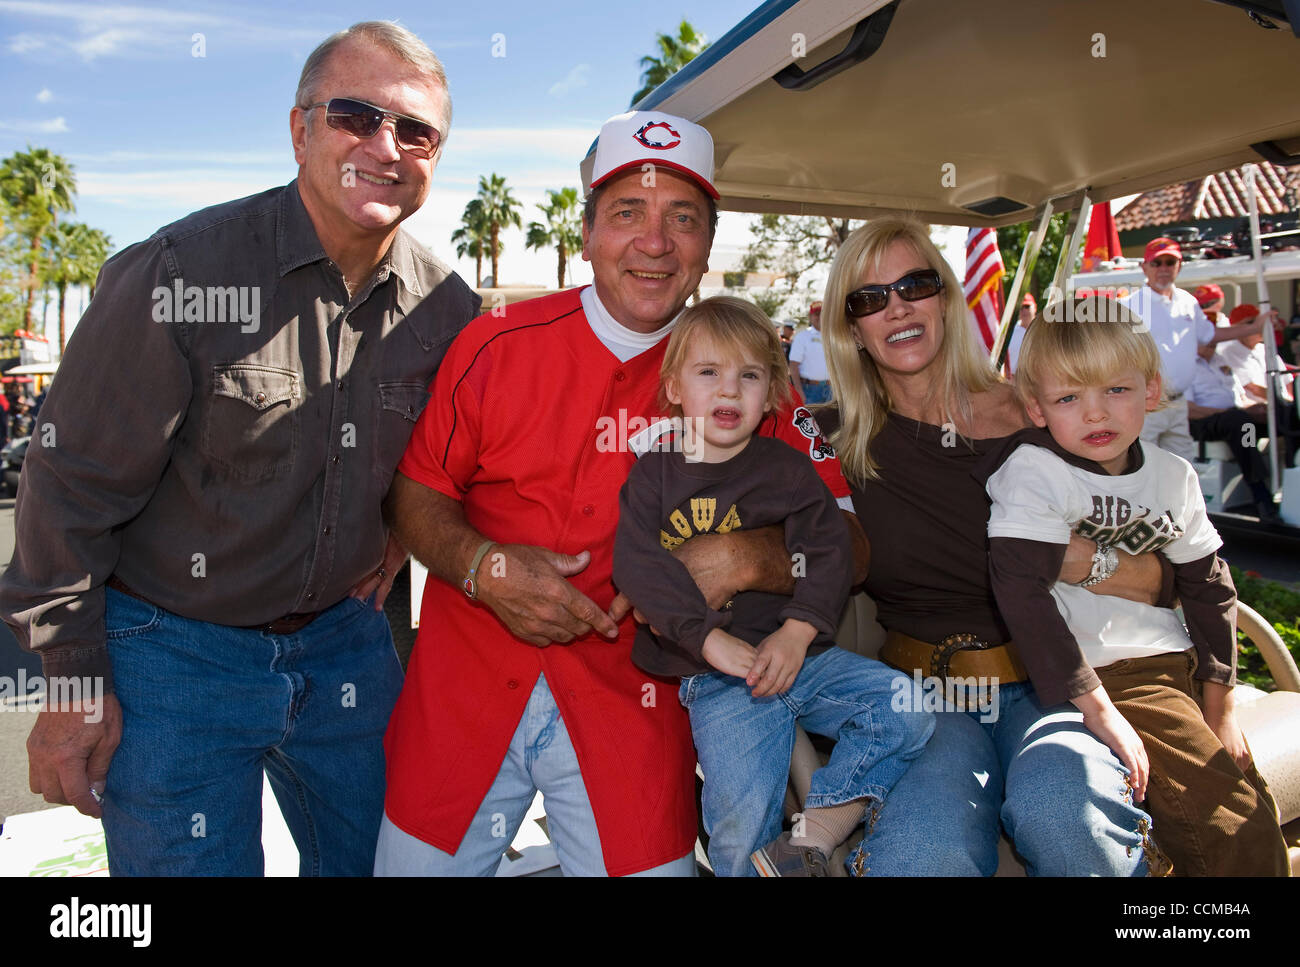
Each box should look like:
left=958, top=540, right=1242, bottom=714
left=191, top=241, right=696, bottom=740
left=819, top=218, right=1167, bottom=876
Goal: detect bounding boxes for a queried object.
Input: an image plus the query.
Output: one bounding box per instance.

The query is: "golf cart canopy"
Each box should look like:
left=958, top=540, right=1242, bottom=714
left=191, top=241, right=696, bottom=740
left=585, top=0, right=1300, bottom=227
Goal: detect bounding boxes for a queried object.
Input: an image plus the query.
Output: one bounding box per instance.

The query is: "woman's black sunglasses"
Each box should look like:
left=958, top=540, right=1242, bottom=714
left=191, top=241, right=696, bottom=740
left=306, top=97, right=441, bottom=158
left=845, top=269, right=944, bottom=318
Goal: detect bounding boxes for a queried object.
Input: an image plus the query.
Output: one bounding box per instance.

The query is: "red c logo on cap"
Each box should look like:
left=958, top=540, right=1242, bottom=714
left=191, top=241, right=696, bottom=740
left=634, top=120, right=681, bottom=150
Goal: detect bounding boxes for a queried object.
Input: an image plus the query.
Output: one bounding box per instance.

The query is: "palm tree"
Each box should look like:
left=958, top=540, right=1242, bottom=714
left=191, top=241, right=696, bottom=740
left=451, top=198, right=491, bottom=287
left=475, top=174, right=522, bottom=287
left=631, top=20, right=709, bottom=106
left=43, top=222, right=111, bottom=352
left=525, top=188, right=583, bottom=289
left=0, top=148, right=77, bottom=330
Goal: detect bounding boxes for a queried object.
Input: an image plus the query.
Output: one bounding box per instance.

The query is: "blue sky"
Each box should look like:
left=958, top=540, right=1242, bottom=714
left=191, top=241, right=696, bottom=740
left=0, top=0, right=766, bottom=333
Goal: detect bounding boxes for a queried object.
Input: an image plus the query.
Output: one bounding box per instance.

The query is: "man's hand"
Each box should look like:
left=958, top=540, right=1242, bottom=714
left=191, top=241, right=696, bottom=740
left=477, top=544, right=619, bottom=647
left=747, top=619, right=815, bottom=698
left=1202, top=682, right=1253, bottom=773
left=28, top=694, right=123, bottom=819
left=701, top=628, right=758, bottom=679
left=349, top=531, right=408, bottom=610
left=1074, top=686, right=1149, bottom=802
left=1061, top=535, right=1162, bottom=606
left=673, top=528, right=789, bottom=609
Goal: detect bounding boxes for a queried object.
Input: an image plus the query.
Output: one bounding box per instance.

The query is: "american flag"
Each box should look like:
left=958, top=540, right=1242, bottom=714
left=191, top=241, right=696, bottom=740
left=964, top=227, right=1005, bottom=353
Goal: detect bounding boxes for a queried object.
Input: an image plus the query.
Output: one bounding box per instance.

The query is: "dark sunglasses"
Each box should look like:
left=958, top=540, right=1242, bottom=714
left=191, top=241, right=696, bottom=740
left=845, top=269, right=944, bottom=318
left=1148, top=257, right=1179, bottom=268
left=306, top=97, right=440, bottom=158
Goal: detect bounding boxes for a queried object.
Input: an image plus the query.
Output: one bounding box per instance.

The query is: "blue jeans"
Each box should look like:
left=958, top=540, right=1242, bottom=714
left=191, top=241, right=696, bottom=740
left=801, top=379, right=832, bottom=405
left=848, top=681, right=1151, bottom=876
left=102, top=587, right=402, bottom=876
left=682, top=647, right=934, bottom=877
left=373, top=674, right=696, bottom=877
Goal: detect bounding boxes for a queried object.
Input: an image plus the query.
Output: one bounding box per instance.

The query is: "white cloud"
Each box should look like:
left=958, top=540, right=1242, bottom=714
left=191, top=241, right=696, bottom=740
left=77, top=169, right=289, bottom=208
left=35, top=87, right=53, bottom=103
left=8, top=32, right=45, bottom=53
left=71, top=149, right=286, bottom=166
left=0, top=116, right=68, bottom=133
left=0, top=2, right=226, bottom=28
left=72, top=27, right=141, bottom=60
left=548, top=64, right=591, bottom=98
left=0, top=2, right=323, bottom=62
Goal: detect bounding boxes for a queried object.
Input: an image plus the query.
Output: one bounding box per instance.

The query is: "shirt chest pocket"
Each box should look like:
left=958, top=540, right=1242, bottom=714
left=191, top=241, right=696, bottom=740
left=202, top=363, right=301, bottom=481
left=374, top=379, right=431, bottom=489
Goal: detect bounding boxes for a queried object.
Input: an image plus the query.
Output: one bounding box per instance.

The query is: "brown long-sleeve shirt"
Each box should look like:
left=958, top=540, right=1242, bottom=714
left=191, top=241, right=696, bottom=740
left=613, top=436, right=852, bottom=678
left=0, top=181, right=480, bottom=684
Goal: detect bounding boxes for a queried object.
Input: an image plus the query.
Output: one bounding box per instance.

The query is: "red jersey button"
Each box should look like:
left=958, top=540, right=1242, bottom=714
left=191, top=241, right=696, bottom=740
left=582, top=505, right=595, bottom=516
left=614, top=370, right=626, bottom=381
left=507, top=679, right=519, bottom=689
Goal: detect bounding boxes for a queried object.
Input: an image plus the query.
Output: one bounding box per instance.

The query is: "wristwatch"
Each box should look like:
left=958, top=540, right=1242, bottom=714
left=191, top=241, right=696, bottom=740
left=462, top=540, right=496, bottom=600
left=1078, top=541, right=1119, bottom=588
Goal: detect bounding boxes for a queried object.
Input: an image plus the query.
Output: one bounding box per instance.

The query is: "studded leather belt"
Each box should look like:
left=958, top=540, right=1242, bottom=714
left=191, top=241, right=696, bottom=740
left=880, top=630, right=1027, bottom=683
left=106, top=575, right=321, bottom=635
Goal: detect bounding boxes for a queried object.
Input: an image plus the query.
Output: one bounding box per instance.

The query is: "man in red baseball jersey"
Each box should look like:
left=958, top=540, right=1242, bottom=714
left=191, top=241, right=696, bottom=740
left=375, top=111, right=866, bottom=875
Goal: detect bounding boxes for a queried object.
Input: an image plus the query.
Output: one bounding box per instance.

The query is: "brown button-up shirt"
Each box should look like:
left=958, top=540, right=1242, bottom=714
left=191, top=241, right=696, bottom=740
left=0, top=181, right=480, bottom=684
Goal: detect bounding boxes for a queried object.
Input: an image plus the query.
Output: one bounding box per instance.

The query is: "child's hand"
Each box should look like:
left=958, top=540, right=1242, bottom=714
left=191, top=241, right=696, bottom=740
left=1074, top=687, right=1150, bottom=802
left=1202, top=682, right=1253, bottom=773
left=701, top=628, right=758, bottom=679
left=747, top=620, right=816, bottom=698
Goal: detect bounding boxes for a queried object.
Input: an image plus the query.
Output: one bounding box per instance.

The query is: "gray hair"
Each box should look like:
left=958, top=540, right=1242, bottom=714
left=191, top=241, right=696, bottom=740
left=296, top=21, right=451, bottom=137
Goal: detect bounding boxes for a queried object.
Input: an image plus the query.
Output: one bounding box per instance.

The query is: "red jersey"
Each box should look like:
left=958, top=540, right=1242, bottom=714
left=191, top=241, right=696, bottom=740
left=385, top=288, right=849, bottom=874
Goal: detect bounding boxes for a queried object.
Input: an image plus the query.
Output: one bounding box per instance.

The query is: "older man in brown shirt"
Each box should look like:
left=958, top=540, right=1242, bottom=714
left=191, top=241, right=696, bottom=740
left=0, top=22, right=478, bottom=875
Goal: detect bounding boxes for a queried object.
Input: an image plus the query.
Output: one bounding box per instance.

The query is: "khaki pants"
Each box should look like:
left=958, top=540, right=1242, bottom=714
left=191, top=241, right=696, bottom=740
left=1097, top=650, right=1289, bottom=877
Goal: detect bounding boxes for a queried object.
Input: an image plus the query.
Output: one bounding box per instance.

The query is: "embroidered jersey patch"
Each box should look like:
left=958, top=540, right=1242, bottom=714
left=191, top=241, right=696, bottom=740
left=791, top=405, right=835, bottom=462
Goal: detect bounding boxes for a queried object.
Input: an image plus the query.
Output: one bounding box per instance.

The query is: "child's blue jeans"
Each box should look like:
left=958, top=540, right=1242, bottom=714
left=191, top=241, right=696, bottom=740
left=680, top=645, right=934, bottom=876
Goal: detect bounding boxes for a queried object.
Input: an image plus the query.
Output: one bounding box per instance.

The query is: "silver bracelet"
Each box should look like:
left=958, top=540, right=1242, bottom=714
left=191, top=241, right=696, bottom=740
left=1079, top=542, right=1119, bottom=588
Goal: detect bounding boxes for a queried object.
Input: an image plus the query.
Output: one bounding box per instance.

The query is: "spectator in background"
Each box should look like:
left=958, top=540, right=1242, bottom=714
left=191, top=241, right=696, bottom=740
left=1214, top=304, right=1272, bottom=405
left=1118, top=238, right=1265, bottom=462
left=1194, top=283, right=1226, bottom=325
left=1005, top=292, right=1036, bottom=374
left=780, top=322, right=795, bottom=359
left=8, top=399, right=33, bottom=440
left=789, top=301, right=831, bottom=403
left=1187, top=341, right=1278, bottom=517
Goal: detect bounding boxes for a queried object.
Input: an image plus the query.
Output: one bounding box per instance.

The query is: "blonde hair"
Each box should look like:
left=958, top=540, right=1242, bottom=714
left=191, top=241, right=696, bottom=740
left=660, top=296, right=794, bottom=415
left=1015, top=299, right=1163, bottom=407
left=823, top=217, right=999, bottom=484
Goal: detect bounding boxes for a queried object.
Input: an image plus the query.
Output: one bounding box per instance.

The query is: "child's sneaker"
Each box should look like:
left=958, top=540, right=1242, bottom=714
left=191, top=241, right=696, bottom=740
left=750, top=833, right=831, bottom=877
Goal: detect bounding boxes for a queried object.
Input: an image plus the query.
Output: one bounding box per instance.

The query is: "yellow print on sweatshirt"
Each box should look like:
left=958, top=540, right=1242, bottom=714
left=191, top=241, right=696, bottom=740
left=660, top=498, right=743, bottom=549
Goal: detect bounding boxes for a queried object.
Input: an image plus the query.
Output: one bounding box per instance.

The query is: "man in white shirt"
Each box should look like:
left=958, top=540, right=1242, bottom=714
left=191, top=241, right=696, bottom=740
left=789, top=301, right=831, bottom=403
left=1186, top=342, right=1276, bottom=517
left=1118, top=238, right=1265, bottom=461
left=1215, top=303, right=1292, bottom=404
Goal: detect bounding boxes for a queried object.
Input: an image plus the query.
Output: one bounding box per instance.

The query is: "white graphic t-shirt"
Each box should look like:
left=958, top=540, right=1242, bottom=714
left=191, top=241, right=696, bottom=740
left=986, top=441, right=1222, bottom=667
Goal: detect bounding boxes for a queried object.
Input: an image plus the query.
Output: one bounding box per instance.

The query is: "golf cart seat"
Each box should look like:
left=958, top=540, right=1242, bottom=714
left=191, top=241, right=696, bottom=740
left=784, top=592, right=1300, bottom=875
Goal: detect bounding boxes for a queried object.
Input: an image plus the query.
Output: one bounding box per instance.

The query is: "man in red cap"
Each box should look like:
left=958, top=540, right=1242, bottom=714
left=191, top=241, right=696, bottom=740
left=1194, top=283, right=1226, bottom=325
left=1118, top=238, right=1265, bottom=461
left=1216, top=303, right=1296, bottom=464
left=375, top=110, right=864, bottom=876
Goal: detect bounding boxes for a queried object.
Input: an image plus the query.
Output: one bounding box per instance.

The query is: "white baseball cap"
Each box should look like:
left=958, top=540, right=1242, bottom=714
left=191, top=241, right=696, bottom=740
left=586, top=111, right=718, bottom=199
